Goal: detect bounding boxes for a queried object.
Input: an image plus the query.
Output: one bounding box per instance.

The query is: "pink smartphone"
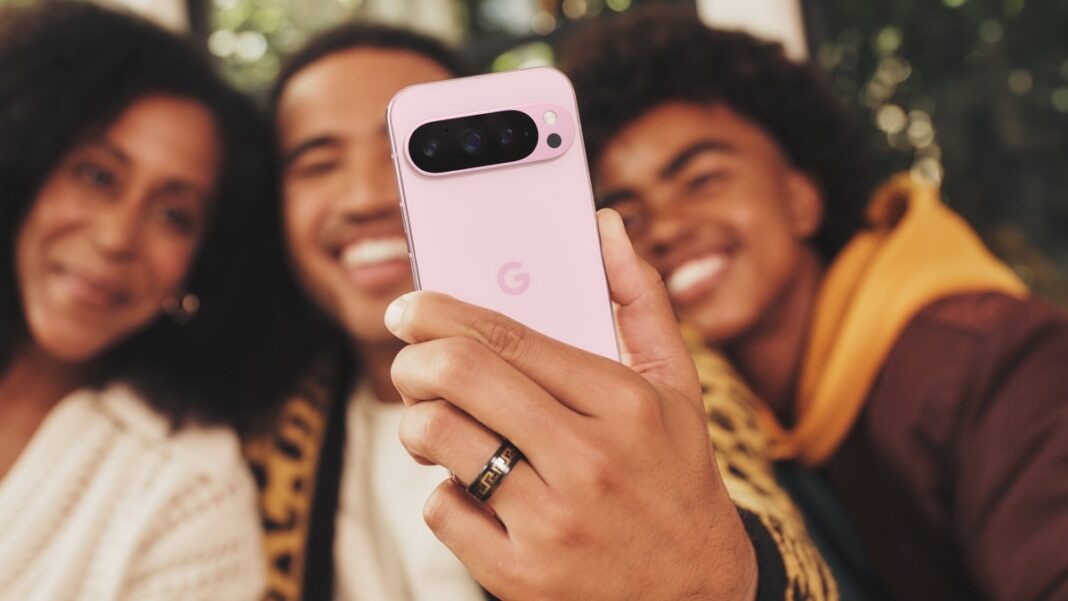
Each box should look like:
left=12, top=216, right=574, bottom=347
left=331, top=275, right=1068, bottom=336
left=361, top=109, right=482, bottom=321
left=387, top=67, right=618, bottom=360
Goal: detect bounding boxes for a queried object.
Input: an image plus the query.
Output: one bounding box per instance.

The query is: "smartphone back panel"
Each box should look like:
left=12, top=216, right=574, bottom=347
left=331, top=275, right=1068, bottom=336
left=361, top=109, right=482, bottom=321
left=388, top=68, right=618, bottom=360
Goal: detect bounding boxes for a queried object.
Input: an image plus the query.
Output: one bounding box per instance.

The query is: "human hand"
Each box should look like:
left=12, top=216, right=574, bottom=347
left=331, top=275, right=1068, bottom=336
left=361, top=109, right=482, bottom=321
left=387, top=209, right=757, bottom=601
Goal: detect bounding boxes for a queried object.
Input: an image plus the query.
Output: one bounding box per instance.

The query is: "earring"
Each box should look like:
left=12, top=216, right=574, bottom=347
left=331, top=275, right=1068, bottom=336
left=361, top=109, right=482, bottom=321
left=162, top=292, right=200, bottom=324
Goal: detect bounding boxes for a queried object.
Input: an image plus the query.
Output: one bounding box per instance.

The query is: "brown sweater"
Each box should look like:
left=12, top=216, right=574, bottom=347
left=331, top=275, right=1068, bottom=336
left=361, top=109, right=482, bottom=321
left=821, top=292, right=1068, bottom=600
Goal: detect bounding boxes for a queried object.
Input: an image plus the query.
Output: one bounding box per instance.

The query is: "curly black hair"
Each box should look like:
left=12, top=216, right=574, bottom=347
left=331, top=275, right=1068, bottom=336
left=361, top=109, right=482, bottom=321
left=270, top=22, right=469, bottom=112
left=0, top=2, right=308, bottom=431
left=560, top=5, right=875, bottom=261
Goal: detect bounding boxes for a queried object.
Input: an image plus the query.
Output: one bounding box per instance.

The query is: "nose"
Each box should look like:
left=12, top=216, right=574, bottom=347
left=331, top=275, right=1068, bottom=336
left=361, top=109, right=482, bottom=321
left=644, top=205, right=692, bottom=260
left=89, top=193, right=141, bottom=260
left=337, top=140, right=400, bottom=221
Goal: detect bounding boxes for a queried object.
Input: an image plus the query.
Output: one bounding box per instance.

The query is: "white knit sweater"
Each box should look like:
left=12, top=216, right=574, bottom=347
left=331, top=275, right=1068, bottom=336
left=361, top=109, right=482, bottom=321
left=0, top=383, right=266, bottom=600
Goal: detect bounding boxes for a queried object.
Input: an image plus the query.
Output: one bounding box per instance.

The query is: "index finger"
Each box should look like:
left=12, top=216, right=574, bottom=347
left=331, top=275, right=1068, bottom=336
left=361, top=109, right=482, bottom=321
left=384, top=289, right=636, bottom=417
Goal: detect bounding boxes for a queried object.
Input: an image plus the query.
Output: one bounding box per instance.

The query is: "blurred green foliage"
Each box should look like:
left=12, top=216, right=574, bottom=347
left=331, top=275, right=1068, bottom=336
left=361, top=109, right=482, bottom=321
left=817, top=0, right=1068, bottom=302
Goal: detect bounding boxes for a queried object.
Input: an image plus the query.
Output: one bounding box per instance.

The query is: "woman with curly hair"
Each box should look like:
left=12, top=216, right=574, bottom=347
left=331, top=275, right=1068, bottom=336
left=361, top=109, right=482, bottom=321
left=0, top=3, right=303, bottom=598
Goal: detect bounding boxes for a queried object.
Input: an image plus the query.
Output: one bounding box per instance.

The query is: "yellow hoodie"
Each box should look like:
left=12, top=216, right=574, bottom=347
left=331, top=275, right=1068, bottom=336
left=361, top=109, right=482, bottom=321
left=756, top=174, right=1028, bottom=466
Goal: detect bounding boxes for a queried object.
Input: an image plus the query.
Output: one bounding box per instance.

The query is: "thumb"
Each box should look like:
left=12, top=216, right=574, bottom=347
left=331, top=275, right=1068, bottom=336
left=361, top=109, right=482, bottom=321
left=598, top=208, right=700, bottom=399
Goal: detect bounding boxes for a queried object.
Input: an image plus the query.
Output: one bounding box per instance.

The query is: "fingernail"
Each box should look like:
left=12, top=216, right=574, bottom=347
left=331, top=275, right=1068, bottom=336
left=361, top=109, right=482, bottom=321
left=384, top=294, right=409, bottom=333
left=598, top=208, right=636, bottom=254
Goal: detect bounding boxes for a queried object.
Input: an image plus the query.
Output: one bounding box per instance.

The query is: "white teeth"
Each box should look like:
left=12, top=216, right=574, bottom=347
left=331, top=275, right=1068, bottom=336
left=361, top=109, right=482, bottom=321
left=340, top=238, right=409, bottom=268
left=667, top=254, right=728, bottom=297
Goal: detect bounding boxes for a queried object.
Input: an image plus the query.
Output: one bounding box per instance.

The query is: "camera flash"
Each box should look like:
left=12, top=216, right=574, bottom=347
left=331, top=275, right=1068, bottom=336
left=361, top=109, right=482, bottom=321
left=543, top=110, right=558, bottom=125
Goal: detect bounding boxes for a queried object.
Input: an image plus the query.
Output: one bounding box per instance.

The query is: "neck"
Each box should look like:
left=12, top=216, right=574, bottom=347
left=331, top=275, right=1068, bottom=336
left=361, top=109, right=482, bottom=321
left=355, top=338, right=406, bottom=404
left=0, top=344, right=90, bottom=479
left=724, top=252, right=824, bottom=424
left=0, top=344, right=88, bottom=413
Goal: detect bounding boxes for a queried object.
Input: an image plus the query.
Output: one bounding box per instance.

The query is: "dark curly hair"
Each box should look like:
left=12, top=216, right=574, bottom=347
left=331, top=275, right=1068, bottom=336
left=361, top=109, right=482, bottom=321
left=270, top=22, right=469, bottom=112
left=560, top=5, right=875, bottom=261
left=0, top=2, right=308, bottom=431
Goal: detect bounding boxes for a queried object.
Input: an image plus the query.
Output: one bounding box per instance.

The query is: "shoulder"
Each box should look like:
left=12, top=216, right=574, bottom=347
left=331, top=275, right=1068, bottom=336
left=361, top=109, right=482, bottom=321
left=868, top=293, right=1068, bottom=455
left=892, top=292, right=1068, bottom=395
left=880, top=292, right=1063, bottom=390
left=907, top=292, right=1067, bottom=342
left=884, top=292, right=1068, bottom=398
left=94, top=382, right=252, bottom=485
left=93, top=384, right=267, bottom=598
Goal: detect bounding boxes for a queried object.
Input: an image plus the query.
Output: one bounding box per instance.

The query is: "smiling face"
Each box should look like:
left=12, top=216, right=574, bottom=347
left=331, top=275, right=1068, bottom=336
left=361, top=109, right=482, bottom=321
left=594, top=102, right=824, bottom=345
left=15, top=95, right=218, bottom=363
left=277, top=47, right=450, bottom=345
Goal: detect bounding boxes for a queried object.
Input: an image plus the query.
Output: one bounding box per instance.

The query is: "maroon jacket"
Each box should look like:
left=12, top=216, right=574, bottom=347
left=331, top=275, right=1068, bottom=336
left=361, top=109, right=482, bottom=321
left=823, top=292, right=1068, bottom=600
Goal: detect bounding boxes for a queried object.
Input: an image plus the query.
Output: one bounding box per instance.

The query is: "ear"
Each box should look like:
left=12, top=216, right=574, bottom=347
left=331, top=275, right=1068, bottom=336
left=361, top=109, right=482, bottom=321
left=784, top=169, right=824, bottom=241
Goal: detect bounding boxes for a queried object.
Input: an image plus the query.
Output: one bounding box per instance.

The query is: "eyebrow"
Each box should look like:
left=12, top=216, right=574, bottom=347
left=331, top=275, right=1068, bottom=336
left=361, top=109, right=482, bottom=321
left=158, top=179, right=213, bottom=204
left=85, top=138, right=131, bottom=166
left=597, top=189, right=637, bottom=209
left=658, top=139, right=737, bottom=180
left=282, top=135, right=341, bottom=168
left=597, top=139, right=737, bottom=208
left=83, top=138, right=211, bottom=201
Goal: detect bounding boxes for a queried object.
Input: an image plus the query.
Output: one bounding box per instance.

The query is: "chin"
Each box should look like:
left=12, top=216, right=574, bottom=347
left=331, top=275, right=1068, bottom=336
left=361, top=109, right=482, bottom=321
left=681, top=299, right=757, bottom=348
left=691, top=321, right=749, bottom=347
left=338, top=306, right=400, bottom=347
left=351, top=325, right=400, bottom=347
left=36, top=333, right=107, bottom=364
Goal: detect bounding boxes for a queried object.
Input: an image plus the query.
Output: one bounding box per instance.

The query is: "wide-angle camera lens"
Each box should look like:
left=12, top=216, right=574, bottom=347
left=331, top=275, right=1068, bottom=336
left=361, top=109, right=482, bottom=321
left=423, top=139, right=440, bottom=157
left=461, top=129, right=484, bottom=153
left=500, top=128, right=515, bottom=145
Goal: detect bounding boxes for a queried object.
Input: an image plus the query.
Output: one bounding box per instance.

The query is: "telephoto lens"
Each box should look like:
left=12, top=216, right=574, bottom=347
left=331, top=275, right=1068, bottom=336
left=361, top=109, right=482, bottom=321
left=462, top=129, right=484, bottom=153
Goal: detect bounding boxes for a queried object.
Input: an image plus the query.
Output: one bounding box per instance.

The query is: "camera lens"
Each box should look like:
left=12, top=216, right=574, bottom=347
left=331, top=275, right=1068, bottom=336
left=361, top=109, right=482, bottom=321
left=500, top=128, right=515, bottom=145
left=461, top=129, right=484, bottom=153
left=422, top=139, right=440, bottom=157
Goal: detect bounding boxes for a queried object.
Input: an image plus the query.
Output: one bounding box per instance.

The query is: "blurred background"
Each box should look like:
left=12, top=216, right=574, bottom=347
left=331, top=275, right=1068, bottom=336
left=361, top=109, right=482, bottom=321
left=3, top=0, right=1066, bottom=301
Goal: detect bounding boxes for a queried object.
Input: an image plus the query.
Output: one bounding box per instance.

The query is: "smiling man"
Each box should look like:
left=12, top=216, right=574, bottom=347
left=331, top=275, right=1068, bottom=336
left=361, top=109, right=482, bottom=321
left=245, top=20, right=838, bottom=601
left=565, top=6, right=1068, bottom=600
